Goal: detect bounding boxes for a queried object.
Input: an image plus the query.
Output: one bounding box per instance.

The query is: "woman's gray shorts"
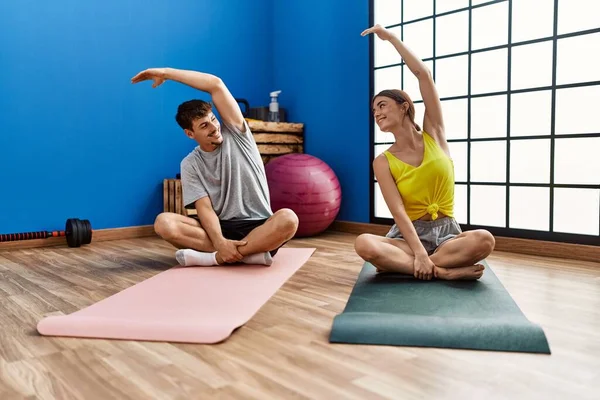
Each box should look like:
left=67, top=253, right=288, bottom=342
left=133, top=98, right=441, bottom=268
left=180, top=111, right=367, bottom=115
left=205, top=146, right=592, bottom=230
left=386, top=217, right=462, bottom=255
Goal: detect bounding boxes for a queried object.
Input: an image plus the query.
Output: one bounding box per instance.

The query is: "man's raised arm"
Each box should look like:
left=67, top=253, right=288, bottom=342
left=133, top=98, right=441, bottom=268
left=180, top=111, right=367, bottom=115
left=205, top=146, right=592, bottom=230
left=131, top=67, right=245, bottom=131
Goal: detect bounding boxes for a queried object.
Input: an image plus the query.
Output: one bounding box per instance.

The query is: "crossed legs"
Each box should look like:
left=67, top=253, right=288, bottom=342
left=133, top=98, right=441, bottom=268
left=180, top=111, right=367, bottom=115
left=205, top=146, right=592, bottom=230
left=354, top=230, right=495, bottom=280
left=154, top=209, right=299, bottom=265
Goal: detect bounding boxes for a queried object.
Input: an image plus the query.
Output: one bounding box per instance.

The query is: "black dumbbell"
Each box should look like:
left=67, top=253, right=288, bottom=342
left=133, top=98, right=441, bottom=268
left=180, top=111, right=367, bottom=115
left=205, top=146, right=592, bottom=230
left=65, top=218, right=93, bottom=247
left=0, top=218, right=93, bottom=248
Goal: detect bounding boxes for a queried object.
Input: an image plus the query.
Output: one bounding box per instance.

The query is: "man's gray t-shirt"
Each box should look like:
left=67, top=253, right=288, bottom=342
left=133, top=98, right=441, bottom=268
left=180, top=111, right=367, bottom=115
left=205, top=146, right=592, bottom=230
left=180, top=120, right=272, bottom=221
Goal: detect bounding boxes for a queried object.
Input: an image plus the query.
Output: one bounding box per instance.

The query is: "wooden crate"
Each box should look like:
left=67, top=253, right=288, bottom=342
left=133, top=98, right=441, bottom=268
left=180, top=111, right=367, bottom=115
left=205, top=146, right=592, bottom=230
left=163, top=179, right=196, bottom=216
left=163, top=179, right=197, bottom=216
left=247, top=120, right=304, bottom=164
left=163, top=179, right=182, bottom=215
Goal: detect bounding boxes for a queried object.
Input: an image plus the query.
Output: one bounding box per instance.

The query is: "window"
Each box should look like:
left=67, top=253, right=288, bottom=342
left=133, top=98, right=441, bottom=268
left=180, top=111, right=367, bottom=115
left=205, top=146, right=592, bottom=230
left=371, top=0, right=600, bottom=245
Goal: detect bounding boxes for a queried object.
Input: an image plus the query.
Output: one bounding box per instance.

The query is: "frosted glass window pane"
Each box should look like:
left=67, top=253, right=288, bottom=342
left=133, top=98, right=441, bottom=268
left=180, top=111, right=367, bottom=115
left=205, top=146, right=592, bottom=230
left=435, top=55, right=468, bottom=98
left=414, top=102, right=425, bottom=129
left=509, top=187, right=550, bottom=231
left=375, top=27, right=402, bottom=67
left=510, top=91, right=552, bottom=137
left=472, top=2, right=509, bottom=50
left=511, top=41, right=553, bottom=90
left=557, top=33, right=600, bottom=85
left=403, top=20, right=433, bottom=60
left=471, top=141, right=507, bottom=182
left=558, top=0, right=600, bottom=35
left=374, top=144, right=390, bottom=158
left=471, top=0, right=490, bottom=5
left=436, top=0, right=469, bottom=14
left=471, top=95, right=507, bottom=139
left=554, top=189, right=600, bottom=235
left=454, top=184, right=468, bottom=224
left=471, top=185, right=506, bottom=227
left=402, top=60, right=434, bottom=102
left=374, top=0, right=402, bottom=28
left=472, top=49, right=508, bottom=94
left=448, top=141, right=468, bottom=182
left=436, top=11, right=469, bottom=56
left=374, top=121, right=395, bottom=143
left=512, top=0, right=554, bottom=42
left=374, top=66, right=402, bottom=95
left=403, top=0, right=433, bottom=21
left=555, top=86, right=600, bottom=134
left=441, top=99, right=468, bottom=140
left=374, top=182, right=394, bottom=219
left=554, top=137, right=600, bottom=185
left=510, top=139, right=551, bottom=184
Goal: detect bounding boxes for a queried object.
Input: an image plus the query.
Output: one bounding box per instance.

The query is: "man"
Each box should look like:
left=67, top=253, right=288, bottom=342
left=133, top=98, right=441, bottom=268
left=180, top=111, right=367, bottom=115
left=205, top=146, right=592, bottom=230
left=131, top=67, right=298, bottom=266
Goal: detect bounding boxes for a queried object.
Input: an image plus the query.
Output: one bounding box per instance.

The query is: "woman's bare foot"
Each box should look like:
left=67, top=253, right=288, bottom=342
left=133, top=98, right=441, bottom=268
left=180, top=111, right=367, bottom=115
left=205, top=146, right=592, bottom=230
left=435, top=264, right=485, bottom=281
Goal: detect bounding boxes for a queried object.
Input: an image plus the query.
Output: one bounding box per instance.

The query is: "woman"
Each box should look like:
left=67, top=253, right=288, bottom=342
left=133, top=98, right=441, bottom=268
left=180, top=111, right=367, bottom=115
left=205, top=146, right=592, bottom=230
left=355, top=25, right=495, bottom=281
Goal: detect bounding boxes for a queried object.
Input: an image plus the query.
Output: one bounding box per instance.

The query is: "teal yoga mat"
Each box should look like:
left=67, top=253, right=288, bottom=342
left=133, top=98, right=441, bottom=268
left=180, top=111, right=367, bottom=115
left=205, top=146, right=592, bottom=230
left=330, top=261, right=550, bottom=354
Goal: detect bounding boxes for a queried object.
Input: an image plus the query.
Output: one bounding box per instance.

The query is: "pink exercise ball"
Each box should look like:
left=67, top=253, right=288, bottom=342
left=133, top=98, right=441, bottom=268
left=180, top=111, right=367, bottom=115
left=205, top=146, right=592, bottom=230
left=266, top=154, right=342, bottom=237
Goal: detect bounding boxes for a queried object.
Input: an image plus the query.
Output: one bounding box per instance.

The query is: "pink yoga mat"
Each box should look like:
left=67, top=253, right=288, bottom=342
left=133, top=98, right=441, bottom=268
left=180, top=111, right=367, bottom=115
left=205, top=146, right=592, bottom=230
left=37, top=248, right=315, bottom=343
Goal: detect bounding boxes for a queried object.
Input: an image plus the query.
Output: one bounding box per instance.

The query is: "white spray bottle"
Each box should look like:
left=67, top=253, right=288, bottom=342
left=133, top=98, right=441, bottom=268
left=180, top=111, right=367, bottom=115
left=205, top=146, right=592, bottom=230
left=268, top=90, right=282, bottom=122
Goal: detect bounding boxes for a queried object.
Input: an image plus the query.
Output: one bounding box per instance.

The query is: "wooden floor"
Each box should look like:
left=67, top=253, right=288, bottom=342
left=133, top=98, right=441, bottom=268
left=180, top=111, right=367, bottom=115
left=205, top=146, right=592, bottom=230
left=0, top=231, right=599, bottom=400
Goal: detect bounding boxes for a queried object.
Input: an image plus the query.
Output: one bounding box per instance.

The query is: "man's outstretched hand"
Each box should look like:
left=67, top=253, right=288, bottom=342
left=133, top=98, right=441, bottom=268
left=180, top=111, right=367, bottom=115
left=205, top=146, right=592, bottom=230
left=131, top=68, right=168, bottom=88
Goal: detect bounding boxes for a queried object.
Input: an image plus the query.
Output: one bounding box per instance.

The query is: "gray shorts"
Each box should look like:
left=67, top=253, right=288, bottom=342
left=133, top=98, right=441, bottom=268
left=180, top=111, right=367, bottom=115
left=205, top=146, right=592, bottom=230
left=386, top=217, right=462, bottom=255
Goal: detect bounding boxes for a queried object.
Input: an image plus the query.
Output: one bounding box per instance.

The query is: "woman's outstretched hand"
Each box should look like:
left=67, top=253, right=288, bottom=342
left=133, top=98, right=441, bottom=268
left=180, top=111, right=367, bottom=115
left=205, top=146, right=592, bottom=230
left=361, top=24, right=395, bottom=41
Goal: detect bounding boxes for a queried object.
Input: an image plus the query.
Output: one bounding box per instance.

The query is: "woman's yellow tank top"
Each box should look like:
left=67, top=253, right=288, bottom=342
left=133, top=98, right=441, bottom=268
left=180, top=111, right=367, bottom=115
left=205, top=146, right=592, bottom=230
left=383, top=132, right=454, bottom=221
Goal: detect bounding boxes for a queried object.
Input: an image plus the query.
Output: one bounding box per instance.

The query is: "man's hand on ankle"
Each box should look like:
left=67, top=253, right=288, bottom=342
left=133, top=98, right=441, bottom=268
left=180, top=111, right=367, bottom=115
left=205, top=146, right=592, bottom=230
left=215, top=239, right=247, bottom=263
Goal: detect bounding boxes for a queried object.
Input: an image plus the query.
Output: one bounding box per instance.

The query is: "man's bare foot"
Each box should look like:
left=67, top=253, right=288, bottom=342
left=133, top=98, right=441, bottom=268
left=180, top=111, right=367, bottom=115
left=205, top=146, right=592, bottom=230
left=435, top=264, right=485, bottom=281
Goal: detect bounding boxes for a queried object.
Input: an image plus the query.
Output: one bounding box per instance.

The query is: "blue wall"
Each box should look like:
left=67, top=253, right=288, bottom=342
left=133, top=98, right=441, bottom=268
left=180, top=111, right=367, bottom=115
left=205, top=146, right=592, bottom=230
left=273, top=0, right=370, bottom=223
left=0, top=0, right=370, bottom=235
left=0, top=0, right=273, bottom=233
